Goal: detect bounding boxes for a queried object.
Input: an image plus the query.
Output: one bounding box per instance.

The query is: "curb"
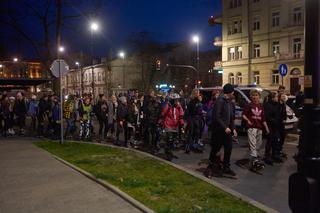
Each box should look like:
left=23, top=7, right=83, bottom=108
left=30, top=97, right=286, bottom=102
left=43, top=141, right=279, bottom=213
left=52, top=154, right=154, bottom=213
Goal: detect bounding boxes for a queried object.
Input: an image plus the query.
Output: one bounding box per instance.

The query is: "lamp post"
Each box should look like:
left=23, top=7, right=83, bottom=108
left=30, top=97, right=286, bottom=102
left=289, top=0, right=320, bottom=212
left=75, top=61, right=82, bottom=96
left=119, top=51, right=126, bottom=89
left=90, top=21, right=99, bottom=100
left=192, top=35, right=200, bottom=81
left=58, top=46, right=65, bottom=144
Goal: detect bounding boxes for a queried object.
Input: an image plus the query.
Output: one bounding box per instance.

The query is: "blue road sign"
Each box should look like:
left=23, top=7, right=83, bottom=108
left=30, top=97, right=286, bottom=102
left=279, top=64, right=288, bottom=77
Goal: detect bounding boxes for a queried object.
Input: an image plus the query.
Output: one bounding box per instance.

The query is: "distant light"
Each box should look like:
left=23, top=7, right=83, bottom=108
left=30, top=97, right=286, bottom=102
left=218, top=70, right=223, bottom=74
left=172, top=85, right=176, bottom=88
left=75, top=61, right=80, bottom=66
left=90, top=22, right=99, bottom=31
left=65, top=95, right=68, bottom=99
left=192, top=35, right=200, bottom=43
left=59, top=46, right=65, bottom=52
left=156, top=85, right=159, bottom=89
left=13, top=58, right=18, bottom=62
left=159, top=84, right=168, bottom=88
left=119, top=51, right=125, bottom=59
left=0, top=64, right=3, bottom=68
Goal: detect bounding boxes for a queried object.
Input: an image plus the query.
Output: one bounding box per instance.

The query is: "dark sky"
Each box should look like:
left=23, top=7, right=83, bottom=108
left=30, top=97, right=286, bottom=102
left=68, top=0, right=222, bottom=56
left=3, top=0, right=222, bottom=58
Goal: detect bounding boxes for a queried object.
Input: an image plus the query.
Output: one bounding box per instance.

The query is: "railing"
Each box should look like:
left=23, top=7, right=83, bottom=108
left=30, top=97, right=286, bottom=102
left=275, top=51, right=305, bottom=60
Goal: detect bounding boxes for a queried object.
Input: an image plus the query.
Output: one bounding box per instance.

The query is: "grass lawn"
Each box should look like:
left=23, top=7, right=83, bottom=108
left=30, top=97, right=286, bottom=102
left=35, top=141, right=264, bottom=213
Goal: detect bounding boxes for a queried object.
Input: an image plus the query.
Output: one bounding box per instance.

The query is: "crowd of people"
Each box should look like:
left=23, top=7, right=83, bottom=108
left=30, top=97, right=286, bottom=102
left=0, top=84, right=297, bottom=176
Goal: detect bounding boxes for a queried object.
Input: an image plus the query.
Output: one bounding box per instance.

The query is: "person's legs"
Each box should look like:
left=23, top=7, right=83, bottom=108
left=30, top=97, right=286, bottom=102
left=248, top=128, right=257, bottom=159
left=209, top=131, right=223, bottom=164
left=222, top=133, right=233, bottom=169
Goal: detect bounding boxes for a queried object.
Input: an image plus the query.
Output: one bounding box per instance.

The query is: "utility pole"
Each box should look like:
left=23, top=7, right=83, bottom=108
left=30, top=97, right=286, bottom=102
left=247, top=0, right=253, bottom=84
left=289, top=0, right=320, bottom=212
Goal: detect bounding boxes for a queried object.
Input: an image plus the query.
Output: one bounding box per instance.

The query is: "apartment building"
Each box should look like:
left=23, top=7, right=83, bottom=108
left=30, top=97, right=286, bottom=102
left=222, top=0, right=304, bottom=94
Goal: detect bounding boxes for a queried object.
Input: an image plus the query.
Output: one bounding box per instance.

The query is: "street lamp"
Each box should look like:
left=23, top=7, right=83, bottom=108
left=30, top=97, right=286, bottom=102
left=75, top=61, right=82, bottom=96
left=57, top=45, right=65, bottom=144
left=119, top=51, right=126, bottom=89
left=13, top=57, right=18, bottom=62
left=89, top=21, right=99, bottom=100
left=192, top=35, right=200, bottom=81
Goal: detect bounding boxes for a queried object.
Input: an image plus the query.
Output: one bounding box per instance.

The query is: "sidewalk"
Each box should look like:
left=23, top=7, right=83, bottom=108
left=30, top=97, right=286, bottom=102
left=0, top=137, right=141, bottom=213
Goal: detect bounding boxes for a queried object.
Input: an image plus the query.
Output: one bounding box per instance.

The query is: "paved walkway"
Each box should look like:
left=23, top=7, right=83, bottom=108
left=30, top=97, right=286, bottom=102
left=0, top=137, right=141, bottom=213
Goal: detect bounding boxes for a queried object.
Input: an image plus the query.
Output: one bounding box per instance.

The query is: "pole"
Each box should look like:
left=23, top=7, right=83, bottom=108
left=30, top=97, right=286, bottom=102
left=197, top=41, right=200, bottom=81
left=289, top=0, right=320, bottom=212
left=58, top=59, right=64, bottom=144
left=91, top=29, right=95, bottom=101
left=247, top=0, right=252, bottom=84
left=122, top=58, right=125, bottom=89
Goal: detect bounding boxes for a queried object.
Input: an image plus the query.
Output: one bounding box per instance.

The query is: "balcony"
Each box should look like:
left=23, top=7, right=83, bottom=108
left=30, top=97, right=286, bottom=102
left=275, top=51, right=304, bottom=62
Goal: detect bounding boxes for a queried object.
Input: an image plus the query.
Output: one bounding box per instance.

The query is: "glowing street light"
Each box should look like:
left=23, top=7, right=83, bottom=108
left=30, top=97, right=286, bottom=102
left=192, top=35, right=200, bottom=43
left=90, top=22, right=99, bottom=32
left=119, top=51, right=125, bottom=59
left=75, top=61, right=80, bottom=66
left=13, top=58, right=18, bottom=62
left=192, top=35, right=200, bottom=81
left=58, top=46, right=65, bottom=53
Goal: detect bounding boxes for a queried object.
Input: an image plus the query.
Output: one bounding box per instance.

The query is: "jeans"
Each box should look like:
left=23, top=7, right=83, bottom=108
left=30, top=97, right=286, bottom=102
left=209, top=130, right=233, bottom=168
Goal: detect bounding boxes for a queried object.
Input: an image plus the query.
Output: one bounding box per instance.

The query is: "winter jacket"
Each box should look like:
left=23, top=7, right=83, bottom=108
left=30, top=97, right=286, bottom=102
left=63, top=100, right=75, bottom=119
left=186, top=98, right=203, bottom=119
left=147, top=97, right=162, bottom=124
left=14, top=99, right=27, bottom=117
left=107, top=100, right=115, bottom=124
left=52, top=103, right=60, bottom=121
left=117, top=102, right=129, bottom=122
left=79, top=103, right=92, bottom=121
left=162, top=102, right=184, bottom=131
left=28, top=100, right=38, bottom=116
left=212, top=95, right=235, bottom=132
left=264, top=101, right=283, bottom=130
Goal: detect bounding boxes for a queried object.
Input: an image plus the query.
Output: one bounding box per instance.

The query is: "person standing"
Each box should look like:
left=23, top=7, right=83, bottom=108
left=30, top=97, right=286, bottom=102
left=142, top=89, right=156, bottom=148
left=278, top=93, right=288, bottom=158
left=27, top=95, right=38, bottom=133
left=208, top=84, right=237, bottom=177
left=14, top=92, right=27, bottom=136
left=63, top=95, right=76, bottom=139
left=116, top=96, right=129, bottom=147
left=242, top=90, right=270, bottom=168
left=147, top=95, right=162, bottom=153
left=264, top=92, right=283, bottom=163
left=79, top=97, right=93, bottom=140
left=37, top=95, right=49, bottom=137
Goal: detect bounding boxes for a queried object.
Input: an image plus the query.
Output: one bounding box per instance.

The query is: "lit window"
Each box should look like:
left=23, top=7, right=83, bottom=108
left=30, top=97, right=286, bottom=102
left=272, top=41, right=280, bottom=55
left=293, top=38, right=302, bottom=58
left=228, top=47, right=235, bottom=60
left=253, top=44, right=261, bottom=58
left=235, top=46, right=242, bottom=59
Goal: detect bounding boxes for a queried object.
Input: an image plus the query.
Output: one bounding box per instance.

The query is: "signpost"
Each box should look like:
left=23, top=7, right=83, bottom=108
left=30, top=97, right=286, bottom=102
left=279, top=63, right=288, bottom=86
left=50, top=59, right=69, bottom=144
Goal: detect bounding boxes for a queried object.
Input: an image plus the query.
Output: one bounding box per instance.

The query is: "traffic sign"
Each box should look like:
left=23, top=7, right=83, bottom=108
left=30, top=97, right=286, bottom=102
left=279, top=64, right=288, bottom=77
left=50, top=59, right=69, bottom=78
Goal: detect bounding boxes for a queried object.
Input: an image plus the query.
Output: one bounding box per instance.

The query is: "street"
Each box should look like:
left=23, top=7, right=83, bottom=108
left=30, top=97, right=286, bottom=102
left=171, top=134, right=298, bottom=213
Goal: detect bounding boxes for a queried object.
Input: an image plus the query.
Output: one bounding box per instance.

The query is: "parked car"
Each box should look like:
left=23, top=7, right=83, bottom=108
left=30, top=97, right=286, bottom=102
left=199, top=86, right=299, bottom=131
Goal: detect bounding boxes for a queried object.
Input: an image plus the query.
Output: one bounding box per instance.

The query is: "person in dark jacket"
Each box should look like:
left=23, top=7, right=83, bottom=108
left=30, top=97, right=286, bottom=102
left=208, top=84, right=237, bottom=177
left=142, top=89, right=156, bottom=147
left=14, top=92, right=27, bottom=135
left=95, top=94, right=108, bottom=142
left=147, top=96, right=162, bottom=152
left=1, top=96, right=10, bottom=137
left=185, top=89, right=203, bottom=153
left=37, top=95, right=50, bottom=137
left=264, top=92, right=284, bottom=163
left=116, top=96, right=129, bottom=147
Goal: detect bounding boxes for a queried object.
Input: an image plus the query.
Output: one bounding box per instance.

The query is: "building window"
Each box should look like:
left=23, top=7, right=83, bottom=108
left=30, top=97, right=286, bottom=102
left=228, top=19, right=242, bottom=35
left=293, top=38, right=302, bottom=58
left=235, top=46, right=242, bottom=59
left=253, top=16, right=260, bottom=31
left=230, top=0, right=242, bottom=9
left=228, top=47, right=235, bottom=61
left=98, top=73, right=102, bottom=82
left=229, top=73, right=235, bottom=85
left=272, top=12, right=280, bottom=27
left=254, top=71, right=260, bottom=85
left=272, top=41, right=280, bottom=55
left=272, top=70, right=280, bottom=85
left=293, top=7, right=302, bottom=25
left=236, top=72, right=243, bottom=85
left=253, top=44, right=261, bottom=58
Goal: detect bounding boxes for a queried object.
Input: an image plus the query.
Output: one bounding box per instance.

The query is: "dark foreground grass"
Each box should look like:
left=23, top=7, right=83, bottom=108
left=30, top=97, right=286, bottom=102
left=35, top=141, right=264, bottom=213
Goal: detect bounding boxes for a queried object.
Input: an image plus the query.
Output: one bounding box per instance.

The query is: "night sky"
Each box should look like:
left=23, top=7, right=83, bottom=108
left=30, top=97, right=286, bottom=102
left=62, top=0, right=222, bottom=57
left=3, top=0, right=222, bottom=58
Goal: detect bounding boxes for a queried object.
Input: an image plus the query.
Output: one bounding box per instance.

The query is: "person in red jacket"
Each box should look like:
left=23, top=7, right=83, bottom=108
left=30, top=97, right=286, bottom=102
left=162, top=97, right=184, bottom=161
left=243, top=89, right=270, bottom=169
